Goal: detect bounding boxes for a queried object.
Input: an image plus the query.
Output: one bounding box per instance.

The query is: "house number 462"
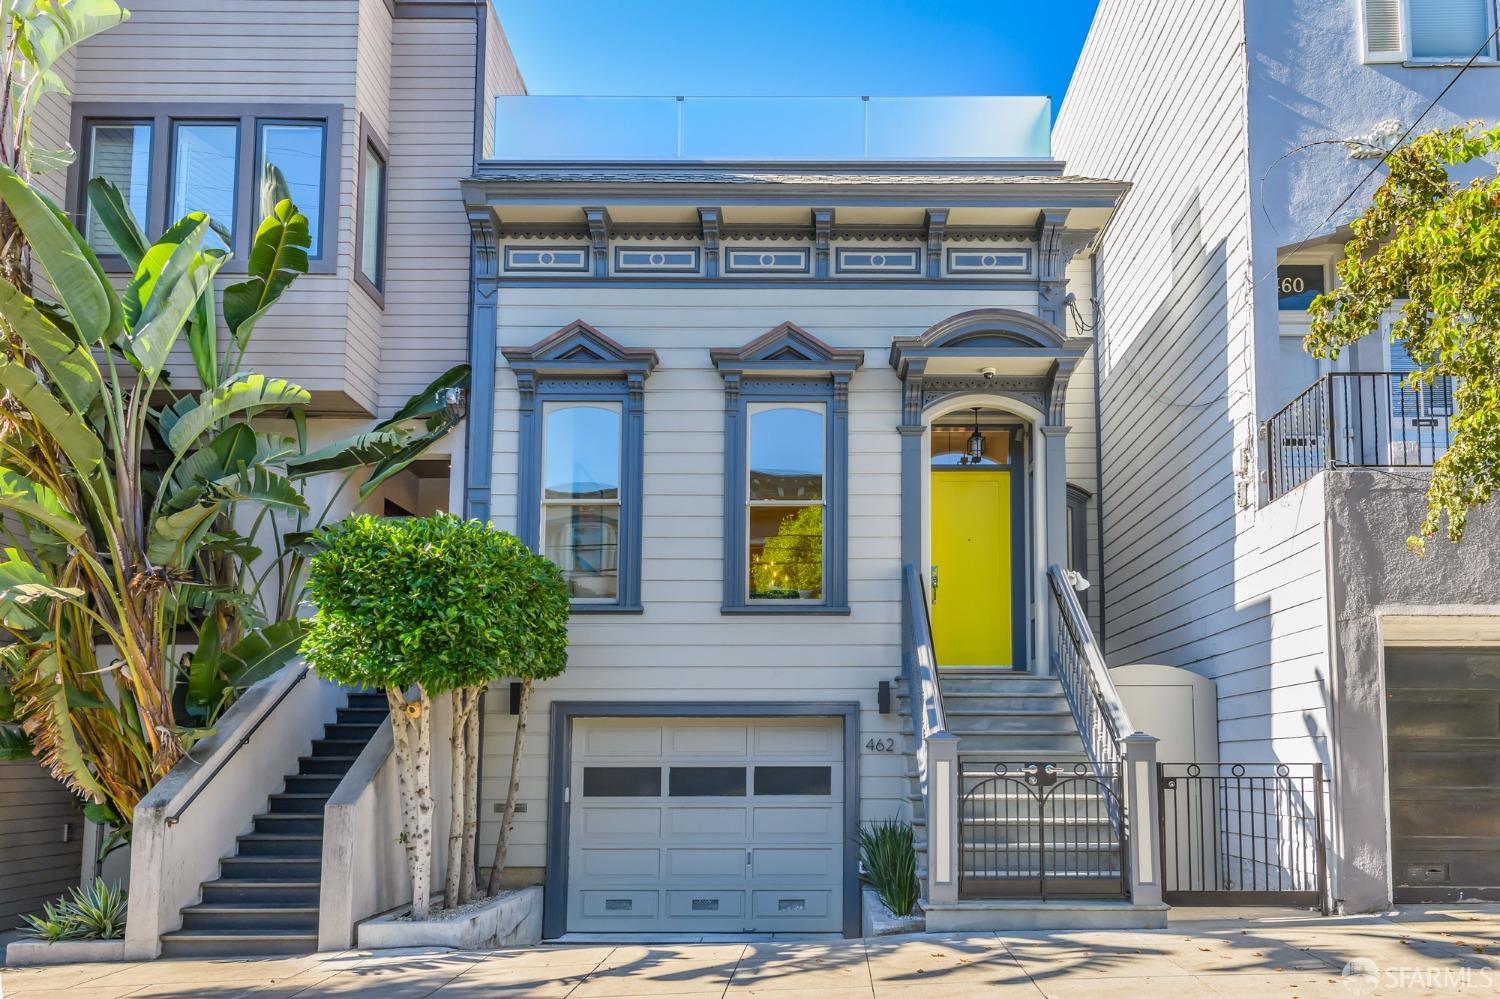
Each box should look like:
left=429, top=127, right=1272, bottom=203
left=865, top=738, right=896, bottom=752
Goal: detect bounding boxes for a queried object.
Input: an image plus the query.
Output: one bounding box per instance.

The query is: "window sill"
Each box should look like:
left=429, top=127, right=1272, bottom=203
left=720, top=604, right=851, bottom=616
left=1402, top=58, right=1498, bottom=68
left=569, top=604, right=644, bottom=615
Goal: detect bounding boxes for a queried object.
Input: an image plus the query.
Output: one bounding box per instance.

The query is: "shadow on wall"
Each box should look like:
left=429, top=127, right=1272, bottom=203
left=1096, top=193, right=1337, bottom=894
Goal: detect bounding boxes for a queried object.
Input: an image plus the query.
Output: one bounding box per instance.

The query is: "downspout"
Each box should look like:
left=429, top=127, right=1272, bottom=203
left=1090, top=250, right=1107, bottom=651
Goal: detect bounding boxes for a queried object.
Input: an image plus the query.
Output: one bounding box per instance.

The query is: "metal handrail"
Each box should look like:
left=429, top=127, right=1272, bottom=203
left=1047, top=565, right=1133, bottom=771
left=902, top=563, right=948, bottom=741
left=165, top=666, right=310, bottom=826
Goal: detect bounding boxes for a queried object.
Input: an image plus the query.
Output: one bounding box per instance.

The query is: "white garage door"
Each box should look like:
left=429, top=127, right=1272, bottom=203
left=566, top=716, right=845, bottom=933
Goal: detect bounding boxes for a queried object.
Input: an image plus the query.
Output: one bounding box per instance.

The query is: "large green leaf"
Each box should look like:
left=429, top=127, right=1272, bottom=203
left=145, top=499, right=224, bottom=568
left=0, top=727, right=33, bottom=761
left=185, top=615, right=224, bottom=714
left=85, top=177, right=149, bottom=269
left=169, top=424, right=295, bottom=499
left=0, top=164, right=115, bottom=344
left=186, top=255, right=224, bottom=389
left=222, top=200, right=310, bottom=350
left=0, top=548, right=83, bottom=629
left=285, top=428, right=411, bottom=479
left=377, top=364, right=472, bottom=430
left=131, top=234, right=222, bottom=382
left=222, top=619, right=309, bottom=691
left=12, top=1, right=129, bottom=76
left=0, top=281, right=100, bottom=414
left=27, top=650, right=110, bottom=804
left=358, top=428, right=452, bottom=500
left=0, top=360, right=105, bottom=485
left=0, top=468, right=86, bottom=545
left=165, top=373, right=311, bottom=455
left=197, top=466, right=308, bottom=515
left=124, top=213, right=209, bottom=334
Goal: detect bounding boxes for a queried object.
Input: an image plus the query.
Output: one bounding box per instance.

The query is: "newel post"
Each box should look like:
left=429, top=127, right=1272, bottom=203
left=1123, top=731, right=1164, bottom=908
left=926, top=733, right=961, bottom=906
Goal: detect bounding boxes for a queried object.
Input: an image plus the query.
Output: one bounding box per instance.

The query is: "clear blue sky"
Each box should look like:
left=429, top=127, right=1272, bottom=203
left=491, top=1, right=1100, bottom=116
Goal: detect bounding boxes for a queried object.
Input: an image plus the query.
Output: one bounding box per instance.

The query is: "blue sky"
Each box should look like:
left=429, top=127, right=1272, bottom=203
left=492, top=1, right=1100, bottom=116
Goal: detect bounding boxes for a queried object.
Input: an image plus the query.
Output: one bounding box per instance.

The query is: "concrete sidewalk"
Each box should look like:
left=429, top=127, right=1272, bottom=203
left=2, top=906, right=1496, bottom=997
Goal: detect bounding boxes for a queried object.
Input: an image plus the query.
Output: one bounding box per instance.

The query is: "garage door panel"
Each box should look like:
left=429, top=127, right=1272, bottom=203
left=670, top=724, right=749, bottom=756
left=1386, top=648, right=1500, bottom=902
left=751, top=888, right=831, bottom=918
left=578, top=890, right=659, bottom=919
left=753, top=846, right=839, bottom=878
left=666, top=889, right=745, bottom=918
left=580, top=848, right=660, bottom=879
left=666, top=806, right=747, bottom=838
left=752, top=805, right=836, bottom=838
left=584, top=723, right=664, bottom=757
left=580, top=806, right=661, bottom=838
left=667, top=848, right=748, bottom=878
left=568, top=715, right=845, bottom=933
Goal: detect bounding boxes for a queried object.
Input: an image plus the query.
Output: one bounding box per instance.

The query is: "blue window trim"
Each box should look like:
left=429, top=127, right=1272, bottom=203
left=506, top=322, right=658, bottom=614
left=721, top=375, right=851, bottom=615
left=516, top=374, right=646, bottom=614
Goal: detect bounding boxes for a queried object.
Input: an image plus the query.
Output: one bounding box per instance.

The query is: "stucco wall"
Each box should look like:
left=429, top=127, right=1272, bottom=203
left=1323, top=470, right=1500, bottom=912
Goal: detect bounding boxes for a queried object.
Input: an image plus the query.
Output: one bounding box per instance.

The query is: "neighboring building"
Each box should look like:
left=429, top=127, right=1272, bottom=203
left=1055, top=0, right=1500, bottom=912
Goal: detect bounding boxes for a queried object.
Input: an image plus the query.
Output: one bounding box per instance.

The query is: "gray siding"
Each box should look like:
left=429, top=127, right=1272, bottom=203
left=477, top=282, right=1101, bottom=872
left=1054, top=0, right=1331, bottom=766
left=0, top=762, right=83, bottom=923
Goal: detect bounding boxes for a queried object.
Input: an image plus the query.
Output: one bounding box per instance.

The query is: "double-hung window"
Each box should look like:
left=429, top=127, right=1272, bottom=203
left=1363, top=0, right=1499, bottom=62
left=714, top=322, right=860, bottom=614
left=73, top=103, right=340, bottom=271
left=505, top=321, right=657, bottom=613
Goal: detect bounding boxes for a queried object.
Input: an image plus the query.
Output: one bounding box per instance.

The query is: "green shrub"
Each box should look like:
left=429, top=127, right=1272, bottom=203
left=858, top=817, right=919, bottom=917
left=20, top=879, right=127, bottom=941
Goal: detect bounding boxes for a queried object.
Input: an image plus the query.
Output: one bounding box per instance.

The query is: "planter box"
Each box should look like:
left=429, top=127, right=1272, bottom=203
left=357, top=886, right=541, bottom=951
left=861, top=889, right=926, bottom=937
left=5, top=938, right=128, bottom=967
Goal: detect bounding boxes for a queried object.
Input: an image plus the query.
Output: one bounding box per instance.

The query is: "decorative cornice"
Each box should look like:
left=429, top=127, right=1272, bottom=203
left=498, top=224, right=588, bottom=240
left=889, top=307, right=1082, bottom=378
left=467, top=210, right=498, bottom=281
left=711, top=321, right=865, bottom=378
left=717, top=225, right=812, bottom=241
left=609, top=223, right=700, bottom=240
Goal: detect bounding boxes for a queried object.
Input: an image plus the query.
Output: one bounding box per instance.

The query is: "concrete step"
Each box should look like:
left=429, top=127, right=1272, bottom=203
left=253, top=813, right=325, bottom=836
left=322, top=722, right=382, bottom=741
left=159, top=928, right=319, bottom=958
left=335, top=707, right=387, bottom=726
left=282, top=774, right=343, bottom=795
left=923, top=899, right=1165, bottom=932
left=905, top=694, right=1072, bottom=713
left=200, top=879, right=321, bottom=905
left=178, top=903, right=319, bottom=932
left=909, top=733, right=1085, bottom=754
left=235, top=833, right=323, bottom=858
left=297, top=754, right=359, bottom=775
left=938, top=675, right=1064, bottom=695
left=267, top=792, right=332, bottom=815
left=310, top=738, right=369, bottom=758
left=219, top=855, right=322, bottom=881
left=941, top=714, right=1078, bottom=735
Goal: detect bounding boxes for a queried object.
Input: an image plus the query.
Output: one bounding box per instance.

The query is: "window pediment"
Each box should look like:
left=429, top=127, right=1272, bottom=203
left=710, top=322, right=865, bottom=377
left=503, top=320, right=659, bottom=378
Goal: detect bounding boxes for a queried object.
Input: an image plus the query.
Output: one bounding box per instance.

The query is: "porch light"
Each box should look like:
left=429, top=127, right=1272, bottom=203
left=962, top=408, right=984, bottom=465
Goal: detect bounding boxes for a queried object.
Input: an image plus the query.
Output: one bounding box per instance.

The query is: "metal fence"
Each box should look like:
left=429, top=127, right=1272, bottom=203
left=1265, top=372, right=1455, bottom=499
left=959, top=760, right=1128, bottom=901
left=1158, top=763, right=1327, bottom=910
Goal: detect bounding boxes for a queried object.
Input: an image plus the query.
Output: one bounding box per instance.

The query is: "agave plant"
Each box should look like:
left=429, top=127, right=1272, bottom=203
left=0, top=164, right=468, bottom=831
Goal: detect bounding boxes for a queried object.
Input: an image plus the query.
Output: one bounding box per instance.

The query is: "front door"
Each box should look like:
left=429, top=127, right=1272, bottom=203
left=931, top=470, right=1013, bottom=667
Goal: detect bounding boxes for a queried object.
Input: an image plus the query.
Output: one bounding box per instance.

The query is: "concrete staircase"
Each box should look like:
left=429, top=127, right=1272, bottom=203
left=159, top=690, right=387, bottom=957
left=898, top=671, right=1154, bottom=928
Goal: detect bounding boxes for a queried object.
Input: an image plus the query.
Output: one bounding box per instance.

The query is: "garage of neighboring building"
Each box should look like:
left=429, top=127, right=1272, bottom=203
left=548, top=707, right=856, bottom=936
left=0, top=760, right=84, bottom=925
left=1384, top=647, right=1500, bottom=902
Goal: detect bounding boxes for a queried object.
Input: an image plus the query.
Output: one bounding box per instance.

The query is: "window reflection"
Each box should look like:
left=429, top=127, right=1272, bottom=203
left=748, top=405, right=825, bottom=600
left=542, top=404, right=622, bottom=600
left=171, top=122, right=238, bottom=249
left=260, top=123, right=325, bottom=256
left=85, top=123, right=152, bottom=255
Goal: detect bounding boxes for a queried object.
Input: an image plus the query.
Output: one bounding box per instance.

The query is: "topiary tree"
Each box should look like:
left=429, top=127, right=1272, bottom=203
left=303, top=514, right=568, bottom=918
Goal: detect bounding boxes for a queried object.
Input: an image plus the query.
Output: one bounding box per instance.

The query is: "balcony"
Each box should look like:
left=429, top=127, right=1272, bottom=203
left=1264, top=372, right=1456, bottom=500
left=490, top=95, right=1052, bottom=162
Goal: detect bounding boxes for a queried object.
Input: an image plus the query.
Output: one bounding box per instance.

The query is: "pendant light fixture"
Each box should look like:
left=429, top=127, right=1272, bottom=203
left=963, top=407, right=984, bottom=465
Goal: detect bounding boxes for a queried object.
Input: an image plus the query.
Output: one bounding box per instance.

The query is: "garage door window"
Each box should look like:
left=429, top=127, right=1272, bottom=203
left=668, top=766, right=746, bottom=797
left=582, top=766, right=660, bottom=797
left=754, top=765, right=832, bottom=796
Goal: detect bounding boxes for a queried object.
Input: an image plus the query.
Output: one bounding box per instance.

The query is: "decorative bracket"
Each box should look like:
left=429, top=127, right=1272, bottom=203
left=699, top=207, right=722, bottom=278
left=924, top=209, right=949, bottom=279
left=1035, top=209, right=1097, bottom=329
left=584, top=206, right=612, bottom=277
left=813, top=208, right=834, bottom=278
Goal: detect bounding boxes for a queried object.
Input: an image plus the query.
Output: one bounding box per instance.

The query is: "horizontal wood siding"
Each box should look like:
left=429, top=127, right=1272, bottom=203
left=0, top=762, right=83, bottom=922
left=478, top=283, right=1101, bottom=869
left=378, top=18, right=480, bottom=415
left=482, top=6, right=527, bottom=157
left=1054, top=0, right=1331, bottom=766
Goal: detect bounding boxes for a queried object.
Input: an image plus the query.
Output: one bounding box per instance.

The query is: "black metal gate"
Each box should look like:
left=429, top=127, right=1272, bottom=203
left=1158, top=763, right=1328, bottom=910
left=959, top=761, right=1127, bottom=900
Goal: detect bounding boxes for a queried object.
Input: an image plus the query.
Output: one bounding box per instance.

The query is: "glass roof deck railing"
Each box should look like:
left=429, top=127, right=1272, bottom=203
left=490, top=96, right=1052, bottom=162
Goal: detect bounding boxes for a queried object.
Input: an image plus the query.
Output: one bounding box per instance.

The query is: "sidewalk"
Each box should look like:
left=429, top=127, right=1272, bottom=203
left=2, top=905, right=1496, bottom=997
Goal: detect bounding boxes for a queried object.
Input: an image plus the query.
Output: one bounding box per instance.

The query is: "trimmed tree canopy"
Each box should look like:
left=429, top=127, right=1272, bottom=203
left=304, top=514, right=570, bottom=693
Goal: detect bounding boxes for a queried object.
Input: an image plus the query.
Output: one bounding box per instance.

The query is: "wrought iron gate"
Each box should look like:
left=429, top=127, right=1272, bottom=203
left=959, top=761, right=1127, bottom=900
left=1158, top=763, right=1328, bottom=910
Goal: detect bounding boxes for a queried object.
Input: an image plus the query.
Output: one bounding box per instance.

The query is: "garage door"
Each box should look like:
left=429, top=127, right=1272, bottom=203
left=1385, top=648, right=1500, bottom=902
left=566, top=716, right=845, bottom=933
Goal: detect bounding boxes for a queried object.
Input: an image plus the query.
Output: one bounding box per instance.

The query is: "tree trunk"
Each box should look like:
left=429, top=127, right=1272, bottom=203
left=485, top=677, right=531, bottom=896
left=459, top=687, right=480, bottom=904
left=388, top=685, right=435, bottom=921
left=443, top=688, right=468, bottom=910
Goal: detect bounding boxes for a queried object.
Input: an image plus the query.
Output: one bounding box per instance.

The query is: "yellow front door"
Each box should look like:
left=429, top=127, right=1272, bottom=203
left=930, top=470, right=1013, bottom=667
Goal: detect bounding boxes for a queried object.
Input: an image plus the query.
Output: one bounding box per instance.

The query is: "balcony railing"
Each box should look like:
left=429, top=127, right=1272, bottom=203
left=1264, top=372, right=1456, bottom=500
left=491, top=96, right=1052, bottom=161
